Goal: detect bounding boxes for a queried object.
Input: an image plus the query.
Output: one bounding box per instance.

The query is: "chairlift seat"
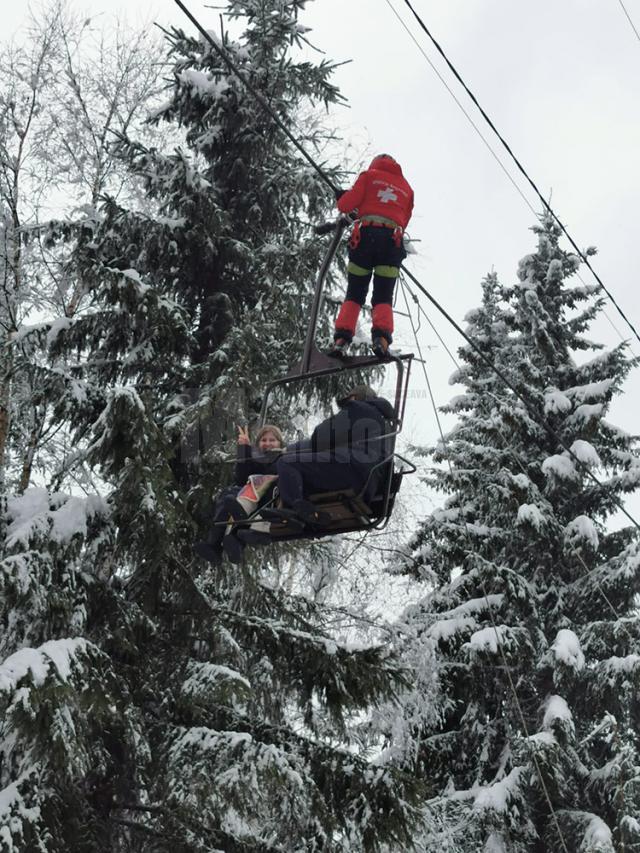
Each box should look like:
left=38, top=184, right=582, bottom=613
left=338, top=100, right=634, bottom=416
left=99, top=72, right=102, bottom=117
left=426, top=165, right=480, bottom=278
left=266, top=489, right=370, bottom=539
left=266, top=472, right=405, bottom=540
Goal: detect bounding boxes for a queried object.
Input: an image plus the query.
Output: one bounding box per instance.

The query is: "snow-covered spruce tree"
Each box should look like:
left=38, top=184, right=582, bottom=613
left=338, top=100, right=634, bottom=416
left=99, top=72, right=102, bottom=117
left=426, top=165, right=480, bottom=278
left=2, top=2, right=424, bottom=850
left=398, top=217, right=640, bottom=852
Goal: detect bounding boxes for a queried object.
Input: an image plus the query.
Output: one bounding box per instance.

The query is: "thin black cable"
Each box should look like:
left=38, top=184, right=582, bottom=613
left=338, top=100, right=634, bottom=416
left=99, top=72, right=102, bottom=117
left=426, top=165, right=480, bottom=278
left=389, top=0, right=635, bottom=360
left=172, top=0, right=340, bottom=195
left=574, top=268, right=639, bottom=358
left=400, top=263, right=640, bottom=535
left=477, top=573, right=572, bottom=853
left=382, top=0, right=538, bottom=218
left=399, top=277, right=448, bottom=450
left=401, top=276, right=459, bottom=365
left=617, top=0, right=640, bottom=43
left=399, top=0, right=640, bottom=348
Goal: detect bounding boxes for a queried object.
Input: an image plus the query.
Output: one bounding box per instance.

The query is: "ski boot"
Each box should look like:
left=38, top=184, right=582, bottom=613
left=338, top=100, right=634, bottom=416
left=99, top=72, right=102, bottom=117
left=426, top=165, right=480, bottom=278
left=327, top=337, right=350, bottom=358
left=371, top=333, right=390, bottom=359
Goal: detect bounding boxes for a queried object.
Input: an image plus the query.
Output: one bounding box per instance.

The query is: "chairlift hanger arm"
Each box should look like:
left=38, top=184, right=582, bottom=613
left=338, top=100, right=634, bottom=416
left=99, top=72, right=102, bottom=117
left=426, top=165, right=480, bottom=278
left=259, top=352, right=413, bottom=430
left=301, top=217, right=349, bottom=374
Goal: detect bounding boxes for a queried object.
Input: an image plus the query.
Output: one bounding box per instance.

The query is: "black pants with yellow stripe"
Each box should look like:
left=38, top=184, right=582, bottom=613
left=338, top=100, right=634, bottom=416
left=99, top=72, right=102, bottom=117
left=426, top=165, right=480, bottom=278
left=335, top=225, right=406, bottom=343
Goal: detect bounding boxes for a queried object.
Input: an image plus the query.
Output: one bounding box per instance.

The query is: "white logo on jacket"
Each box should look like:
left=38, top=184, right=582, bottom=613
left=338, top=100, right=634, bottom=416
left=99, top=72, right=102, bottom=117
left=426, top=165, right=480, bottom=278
left=377, top=186, right=398, bottom=203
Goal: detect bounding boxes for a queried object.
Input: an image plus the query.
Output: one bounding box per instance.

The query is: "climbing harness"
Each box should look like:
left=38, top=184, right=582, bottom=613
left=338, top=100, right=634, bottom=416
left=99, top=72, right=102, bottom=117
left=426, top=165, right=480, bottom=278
left=348, top=217, right=404, bottom=250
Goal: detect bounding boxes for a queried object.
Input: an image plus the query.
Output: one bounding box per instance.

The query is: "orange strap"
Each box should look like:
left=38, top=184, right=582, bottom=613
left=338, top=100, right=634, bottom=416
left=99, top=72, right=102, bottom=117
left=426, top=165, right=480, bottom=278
left=351, top=219, right=403, bottom=248
left=349, top=220, right=362, bottom=249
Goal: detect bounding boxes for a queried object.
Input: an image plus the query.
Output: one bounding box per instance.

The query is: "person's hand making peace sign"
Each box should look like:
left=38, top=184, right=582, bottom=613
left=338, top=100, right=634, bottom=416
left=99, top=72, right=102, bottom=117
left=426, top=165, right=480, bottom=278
left=237, top=425, right=251, bottom=446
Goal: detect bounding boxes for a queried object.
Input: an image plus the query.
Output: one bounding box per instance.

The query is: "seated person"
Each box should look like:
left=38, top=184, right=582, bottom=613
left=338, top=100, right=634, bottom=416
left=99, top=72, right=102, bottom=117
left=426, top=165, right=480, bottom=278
left=248, top=384, right=394, bottom=536
left=194, top=423, right=284, bottom=563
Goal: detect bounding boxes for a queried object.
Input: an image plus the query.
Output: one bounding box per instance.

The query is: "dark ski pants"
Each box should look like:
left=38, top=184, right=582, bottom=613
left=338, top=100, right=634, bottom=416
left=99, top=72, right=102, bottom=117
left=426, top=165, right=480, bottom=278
left=334, top=225, right=406, bottom=344
left=208, top=485, right=241, bottom=543
left=277, top=450, right=365, bottom=506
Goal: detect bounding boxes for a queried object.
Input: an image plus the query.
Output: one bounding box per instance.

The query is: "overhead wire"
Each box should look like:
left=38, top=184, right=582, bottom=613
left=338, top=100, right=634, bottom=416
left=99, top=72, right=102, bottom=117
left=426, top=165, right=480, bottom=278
left=617, top=0, right=640, bottom=43
left=573, top=270, right=637, bottom=359
left=399, top=278, right=448, bottom=454
left=477, top=568, right=571, bottom=853
left=381, top=0, right=538, bottom=219
left=172, top=0, right=340, bottom=196
left=396, top=0, right=640, bottom=349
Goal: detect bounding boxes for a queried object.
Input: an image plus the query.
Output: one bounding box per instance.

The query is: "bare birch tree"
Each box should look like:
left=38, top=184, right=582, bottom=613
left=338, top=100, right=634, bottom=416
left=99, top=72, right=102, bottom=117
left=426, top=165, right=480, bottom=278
left=0, top=0, right=170, bottom=492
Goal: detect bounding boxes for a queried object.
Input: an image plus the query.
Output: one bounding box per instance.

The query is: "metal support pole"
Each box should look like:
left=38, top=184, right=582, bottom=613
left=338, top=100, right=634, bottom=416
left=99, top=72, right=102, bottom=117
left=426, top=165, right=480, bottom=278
left=300, top=219, right=347, bottom=374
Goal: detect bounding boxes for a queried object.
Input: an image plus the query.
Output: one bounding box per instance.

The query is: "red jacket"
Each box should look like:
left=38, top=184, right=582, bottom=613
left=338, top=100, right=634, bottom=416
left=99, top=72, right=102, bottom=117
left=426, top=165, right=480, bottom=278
left=337, top=155, right=414, bottom=229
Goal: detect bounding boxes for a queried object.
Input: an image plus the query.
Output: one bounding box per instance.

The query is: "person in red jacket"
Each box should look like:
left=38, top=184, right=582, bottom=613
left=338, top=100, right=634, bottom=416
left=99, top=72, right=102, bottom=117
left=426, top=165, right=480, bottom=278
left=331, top=154, right=414, bottom=357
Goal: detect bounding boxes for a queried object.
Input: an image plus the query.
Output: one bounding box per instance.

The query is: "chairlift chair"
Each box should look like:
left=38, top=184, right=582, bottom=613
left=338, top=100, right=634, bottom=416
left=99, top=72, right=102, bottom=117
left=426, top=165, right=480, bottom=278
left=252, top=217, right=416, bottom=541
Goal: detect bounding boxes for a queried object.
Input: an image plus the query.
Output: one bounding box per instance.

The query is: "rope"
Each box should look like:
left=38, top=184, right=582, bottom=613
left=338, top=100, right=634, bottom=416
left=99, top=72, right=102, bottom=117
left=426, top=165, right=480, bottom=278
left=399, top=277, right=448, bottom=454
left=478, top=578, right=571, bottom=853
left=172, top=0, right=340, bottom=196
left=397, top=0, right=640, bottom=348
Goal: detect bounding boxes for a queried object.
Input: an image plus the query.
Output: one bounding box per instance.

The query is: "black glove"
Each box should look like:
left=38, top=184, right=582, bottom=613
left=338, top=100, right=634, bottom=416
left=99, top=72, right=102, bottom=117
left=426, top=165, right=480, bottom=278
left=314, top=221, right=337, bottom=236
left=334, top=188, right=346, bottom=201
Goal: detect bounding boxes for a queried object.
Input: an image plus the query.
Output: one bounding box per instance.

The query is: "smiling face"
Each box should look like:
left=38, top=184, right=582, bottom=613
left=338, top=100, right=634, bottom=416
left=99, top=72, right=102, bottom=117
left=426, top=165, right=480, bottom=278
left=257, top=430, right=282, bottom=451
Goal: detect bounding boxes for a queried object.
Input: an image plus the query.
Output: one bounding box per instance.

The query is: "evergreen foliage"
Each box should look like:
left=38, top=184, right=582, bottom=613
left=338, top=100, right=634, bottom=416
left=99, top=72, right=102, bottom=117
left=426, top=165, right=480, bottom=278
left=1, top=2, right=424, bottom=850
left=399, top=217, right=640, bottom=852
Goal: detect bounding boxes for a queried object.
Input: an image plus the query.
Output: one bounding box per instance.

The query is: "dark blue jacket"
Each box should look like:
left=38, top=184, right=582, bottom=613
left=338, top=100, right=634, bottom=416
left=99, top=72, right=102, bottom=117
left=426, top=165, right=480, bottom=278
left=310, top=396, right=395, bottom=491
left=311, top=397, right=395, bottom=456
left=234, top=445, right=281, bottom=485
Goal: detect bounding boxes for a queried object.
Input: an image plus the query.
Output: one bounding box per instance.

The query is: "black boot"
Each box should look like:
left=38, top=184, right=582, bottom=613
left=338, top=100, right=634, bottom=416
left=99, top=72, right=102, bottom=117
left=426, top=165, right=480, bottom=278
left=371, top=333, right=390, bottom=359
left=194, top=517, right=226, bottom=563
left=327, top=337, right=350, bottom=358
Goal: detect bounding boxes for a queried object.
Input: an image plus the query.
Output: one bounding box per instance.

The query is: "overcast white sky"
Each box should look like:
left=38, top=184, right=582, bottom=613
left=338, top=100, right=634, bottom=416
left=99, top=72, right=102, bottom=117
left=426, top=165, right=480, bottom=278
left=6, top=0, right=640, bottom=519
